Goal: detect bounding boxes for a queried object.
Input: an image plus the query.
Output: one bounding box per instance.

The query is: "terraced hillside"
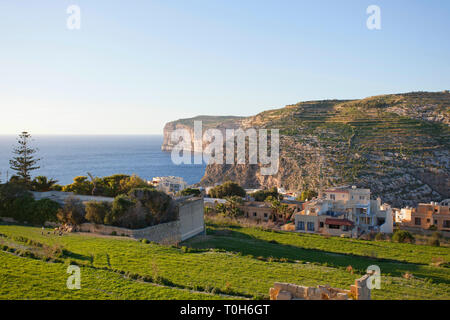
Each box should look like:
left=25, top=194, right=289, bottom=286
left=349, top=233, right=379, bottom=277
left=163, top=91, right=450, bottom=207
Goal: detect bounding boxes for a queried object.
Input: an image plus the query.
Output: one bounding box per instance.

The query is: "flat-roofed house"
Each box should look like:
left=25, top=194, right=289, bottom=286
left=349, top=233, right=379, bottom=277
left=402, top=201, right=450, bottom=231
left=295, top=186, right=393, bottom=237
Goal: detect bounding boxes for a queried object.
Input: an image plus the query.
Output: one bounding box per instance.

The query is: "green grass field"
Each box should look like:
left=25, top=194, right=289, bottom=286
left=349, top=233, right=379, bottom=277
left=0, top=221, right=449, bottom=300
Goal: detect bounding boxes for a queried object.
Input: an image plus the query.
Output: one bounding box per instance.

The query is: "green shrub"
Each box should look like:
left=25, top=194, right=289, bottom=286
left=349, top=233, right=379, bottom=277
left=392, top=230, right=415, bottom=243
left=428, top=238, right=440, bottom=247
left=31, top=176, right=58, bottom=192
left=85, top=201, right=111, bottom=224
left=208, top=181, right=246, bottom=199
left=179, top=188, right=201, bottom=197
left=62, top=176, right=93, bottom=195
left=375, top=233, right=385, bottom=241
left=432, top=231, right=443, bottom=239
left=29, top=199, right=60, bottom=225
left=56, top=198, right=85, bottom=225
left=251, top=187, right=280, bottom=202
left=104, top=194, right=136, bottom=227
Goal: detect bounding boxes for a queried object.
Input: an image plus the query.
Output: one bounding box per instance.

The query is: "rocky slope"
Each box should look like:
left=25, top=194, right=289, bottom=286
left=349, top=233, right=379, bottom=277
left=162, top=92, right=450, bottom=207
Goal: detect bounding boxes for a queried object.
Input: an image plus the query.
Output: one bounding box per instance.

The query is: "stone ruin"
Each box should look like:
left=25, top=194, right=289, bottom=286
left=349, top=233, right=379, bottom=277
left=269, top=274, right=371, bottom=300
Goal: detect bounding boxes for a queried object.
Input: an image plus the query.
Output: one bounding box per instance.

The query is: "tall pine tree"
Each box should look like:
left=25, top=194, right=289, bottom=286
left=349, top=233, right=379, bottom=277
left=9, top=132, right=40, bottom=183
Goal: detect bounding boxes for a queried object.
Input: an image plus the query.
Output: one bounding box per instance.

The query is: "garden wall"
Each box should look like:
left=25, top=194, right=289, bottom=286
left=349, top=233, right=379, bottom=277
left=78, top=220, right=181, bottom=243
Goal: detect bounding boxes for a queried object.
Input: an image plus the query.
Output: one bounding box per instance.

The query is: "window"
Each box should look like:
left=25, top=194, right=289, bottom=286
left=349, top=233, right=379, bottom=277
left=359, top=196, right=365, bottom=200
left=297, top=221, right=305, bottom=230
left=253, top=212, right=257, bottom=217
left=329, top=224, right=340, bottom=229
left=264, top=213, right=268, bottom=218
left=307, top=222, right=315, bottom=231
left=330, top=194, right=336, bottom=200
left=415, top=217, right=421, bottom=226
left=443, top=220, right=450, bottom=228
left=434, top=220, right=438, bottom=225
left=319, top=222, right=324, bottom=228
left=427, top=219, right=430, bottom=223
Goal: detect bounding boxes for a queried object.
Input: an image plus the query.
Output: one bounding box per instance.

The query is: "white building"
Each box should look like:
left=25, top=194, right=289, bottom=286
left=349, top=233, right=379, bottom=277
left=151, top=176, right=187, bottom=194
left=295, top=186, right=393, bottom=237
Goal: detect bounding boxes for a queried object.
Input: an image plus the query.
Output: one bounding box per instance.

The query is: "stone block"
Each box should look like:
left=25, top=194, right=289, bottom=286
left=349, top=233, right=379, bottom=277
left=277, top=290, right=292, bottom=300
left=295, top=286, right=308, bottom=299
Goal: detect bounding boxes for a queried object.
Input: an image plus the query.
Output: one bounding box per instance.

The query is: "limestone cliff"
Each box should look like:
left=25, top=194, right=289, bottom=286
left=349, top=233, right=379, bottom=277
left=162, top=92, right=450, bottom=207
left=161, top=115, right=244, bottom=151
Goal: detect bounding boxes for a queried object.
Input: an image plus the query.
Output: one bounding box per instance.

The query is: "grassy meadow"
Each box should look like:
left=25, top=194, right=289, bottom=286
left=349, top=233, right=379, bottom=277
left=0, top=220, right=449, bottom=300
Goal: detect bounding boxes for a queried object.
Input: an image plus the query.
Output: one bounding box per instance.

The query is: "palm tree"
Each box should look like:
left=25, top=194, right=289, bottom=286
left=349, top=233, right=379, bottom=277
left=31, top=176, right=58, bottom=192
left=225, top=196, right=244, bottom=218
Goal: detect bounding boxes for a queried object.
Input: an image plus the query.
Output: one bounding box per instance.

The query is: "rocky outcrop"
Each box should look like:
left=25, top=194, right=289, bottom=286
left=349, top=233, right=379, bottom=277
left=161, top=115, right=244, bottom=151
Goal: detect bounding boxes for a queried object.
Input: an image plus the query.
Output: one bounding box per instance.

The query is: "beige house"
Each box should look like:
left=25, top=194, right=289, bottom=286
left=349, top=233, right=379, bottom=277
left=401, top=201, right=450, bottom=231
left=241, top=202, right=273, bottom=222
left=240, top=200, right=301, bottom=223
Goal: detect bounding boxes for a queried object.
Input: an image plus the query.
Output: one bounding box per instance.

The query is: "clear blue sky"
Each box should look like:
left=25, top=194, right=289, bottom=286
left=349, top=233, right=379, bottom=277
left=0, top=0, right=449, bottom=134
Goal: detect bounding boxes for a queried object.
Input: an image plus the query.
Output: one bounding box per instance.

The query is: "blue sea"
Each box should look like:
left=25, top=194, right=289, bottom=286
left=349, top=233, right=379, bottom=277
left=0, top=135, right=207, bottom=186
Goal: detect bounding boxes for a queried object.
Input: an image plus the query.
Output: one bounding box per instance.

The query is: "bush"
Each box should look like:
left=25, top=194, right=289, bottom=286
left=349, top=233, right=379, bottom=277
left=62, top=176, right=93, bottom=195
left=251, top=187, right=280, bottom=202
left=57, top=197, right=85, bottom=225
left=29, top=199, right=60, bottom=225
left=375, top=233, right=385, bottom=241
left=141, top=239, right=150, bottom=244
left=432, top=231, right=443, bottom=239
left=208, top=181, right=246, bottom=199
left=179, top=188, right=201, bottom=197
left=296, top=189, right=318, bottom=201
left=128, top=188, right=178, bottom=226
left=392, top=230, right=415, bottom=243
left=104, top=194, right=136, bottom=226
left=85, top=201, right=111, bottom=224
left=0, top=183, right=32, bottom=219
left=428, top=238, right=440, bottom=247
left=31, top=176, right=58, bottom=192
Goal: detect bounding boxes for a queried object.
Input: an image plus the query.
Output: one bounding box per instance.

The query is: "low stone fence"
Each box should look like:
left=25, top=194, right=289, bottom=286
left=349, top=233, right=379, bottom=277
left=78, top=221, right=181, bottom=244
left=269, top=274, right=371, bottom=300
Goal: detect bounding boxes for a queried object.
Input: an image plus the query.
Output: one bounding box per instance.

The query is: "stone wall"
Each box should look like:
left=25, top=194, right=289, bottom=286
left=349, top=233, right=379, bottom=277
left=78, top=220, right=181, bottom=244
left=77, top=197, right=205, bottom=244
left=178, top=197, right=205, bottom=241
left=269, top=274, right=371, bottom=300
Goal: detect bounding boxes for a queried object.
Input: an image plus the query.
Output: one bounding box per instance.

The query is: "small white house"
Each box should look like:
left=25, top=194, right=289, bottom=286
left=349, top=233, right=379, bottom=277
left=151, top=176, right=187, bottom=194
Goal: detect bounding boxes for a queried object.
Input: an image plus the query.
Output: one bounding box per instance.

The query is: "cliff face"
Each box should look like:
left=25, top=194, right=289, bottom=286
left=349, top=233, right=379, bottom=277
left=161, top=115, right=245, bottom=151
left=162, top=92, right=450, bottom=207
